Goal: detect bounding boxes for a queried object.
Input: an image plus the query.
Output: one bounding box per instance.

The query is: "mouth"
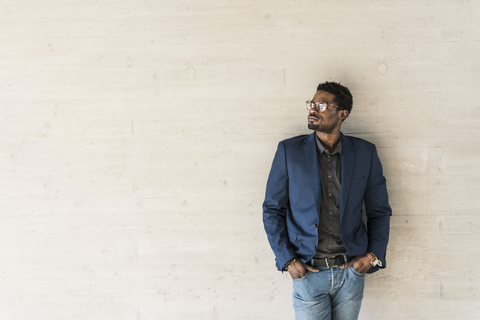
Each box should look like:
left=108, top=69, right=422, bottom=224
left=308, top=115, right=319, bottom=122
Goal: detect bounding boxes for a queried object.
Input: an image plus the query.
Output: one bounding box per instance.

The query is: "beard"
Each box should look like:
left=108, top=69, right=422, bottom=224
left=308, top=123, right=320, bottom=131
left=308, top=120, right=336, bottom=134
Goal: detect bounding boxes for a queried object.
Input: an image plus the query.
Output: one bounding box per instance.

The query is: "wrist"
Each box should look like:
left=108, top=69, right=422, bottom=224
left=284, top=258, right=298, bottom=270
left=365, top=252, right=382, bottom=267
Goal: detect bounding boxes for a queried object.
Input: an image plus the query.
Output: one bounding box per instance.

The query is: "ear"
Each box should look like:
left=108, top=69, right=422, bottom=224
left=339, top=110, right=349, bottom=120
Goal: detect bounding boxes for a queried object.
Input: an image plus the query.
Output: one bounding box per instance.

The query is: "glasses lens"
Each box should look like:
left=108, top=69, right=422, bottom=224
left=306, top=101, right=328, bottom=112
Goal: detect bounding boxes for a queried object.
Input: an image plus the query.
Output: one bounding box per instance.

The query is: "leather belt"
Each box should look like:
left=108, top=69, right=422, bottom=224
left=310, top=255, right=351, bottom=268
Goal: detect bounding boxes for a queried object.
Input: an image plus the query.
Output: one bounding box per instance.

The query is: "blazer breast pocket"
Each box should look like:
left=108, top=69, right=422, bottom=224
left=351, top=176, right=367, bottom=184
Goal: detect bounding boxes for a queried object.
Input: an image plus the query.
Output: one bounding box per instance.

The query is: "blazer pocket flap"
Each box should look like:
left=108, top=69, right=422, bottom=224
left=351, top=176, right=367, bottom=184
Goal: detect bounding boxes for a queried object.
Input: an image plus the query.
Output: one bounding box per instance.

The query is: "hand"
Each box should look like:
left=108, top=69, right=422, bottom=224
left=287, top=259, right=319, bottom=280
left=339, top=254, right=372, bottom=274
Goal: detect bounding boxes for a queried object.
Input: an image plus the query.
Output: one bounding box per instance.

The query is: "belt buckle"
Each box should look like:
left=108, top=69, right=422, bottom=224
left=325, top=258, right=330, bottom=268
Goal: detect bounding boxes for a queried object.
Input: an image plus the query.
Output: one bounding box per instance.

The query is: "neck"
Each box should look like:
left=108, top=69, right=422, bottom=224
left=315, top=131, right=341, bottom=153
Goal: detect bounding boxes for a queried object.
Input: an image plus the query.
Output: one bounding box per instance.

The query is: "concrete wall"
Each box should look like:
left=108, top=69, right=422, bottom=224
left=1, top=0, right=479, bottom=319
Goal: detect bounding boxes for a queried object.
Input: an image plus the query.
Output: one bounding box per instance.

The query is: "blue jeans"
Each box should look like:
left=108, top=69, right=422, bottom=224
left=292, top=266, right=365, bottom=320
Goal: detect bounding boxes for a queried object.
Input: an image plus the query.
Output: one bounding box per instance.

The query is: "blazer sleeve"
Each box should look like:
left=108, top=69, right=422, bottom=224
left=262, top=141, right=297, bottom=270
left=364, top=145, right=392, bottom=269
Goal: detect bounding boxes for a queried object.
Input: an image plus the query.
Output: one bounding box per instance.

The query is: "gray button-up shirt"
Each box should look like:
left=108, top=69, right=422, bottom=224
left=314, top=135, right=348, bottom=259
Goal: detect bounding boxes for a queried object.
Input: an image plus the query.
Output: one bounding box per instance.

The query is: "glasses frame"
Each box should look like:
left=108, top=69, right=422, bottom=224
left=306, top=100, right=342, bottom=112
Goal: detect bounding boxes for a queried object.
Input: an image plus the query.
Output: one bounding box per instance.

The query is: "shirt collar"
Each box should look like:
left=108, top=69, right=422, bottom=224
left=315, top=134, right=343, bottom=155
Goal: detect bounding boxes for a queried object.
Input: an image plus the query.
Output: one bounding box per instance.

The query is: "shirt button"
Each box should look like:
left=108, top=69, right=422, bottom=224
left=329, top=212, right=332, bottom=215
left=328, top=175, right=331, bottom=178
left=329, top=193, right=332, bottom=197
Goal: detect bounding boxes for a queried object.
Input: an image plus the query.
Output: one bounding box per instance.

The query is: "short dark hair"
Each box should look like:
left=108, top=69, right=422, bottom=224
left=316, top=81, right=353, bottom=113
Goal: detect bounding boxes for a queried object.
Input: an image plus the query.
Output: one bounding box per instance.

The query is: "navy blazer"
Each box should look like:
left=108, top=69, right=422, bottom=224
left=263, top=132, right=392, bottom=272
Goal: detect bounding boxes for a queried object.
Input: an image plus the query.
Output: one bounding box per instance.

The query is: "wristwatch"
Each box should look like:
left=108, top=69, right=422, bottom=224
left=366, top=252, right=383, bottom=267
left=370, top=256, right=382, bottom=267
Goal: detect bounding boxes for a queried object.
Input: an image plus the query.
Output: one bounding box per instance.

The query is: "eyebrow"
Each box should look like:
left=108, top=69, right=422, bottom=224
left=312, top=100, right=334, bottom=105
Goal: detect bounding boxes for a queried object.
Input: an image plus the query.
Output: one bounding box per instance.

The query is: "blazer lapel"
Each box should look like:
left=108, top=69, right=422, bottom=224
left=303, top=132, right=321, bottom=213
left=340, top=134, right=355, bottom=221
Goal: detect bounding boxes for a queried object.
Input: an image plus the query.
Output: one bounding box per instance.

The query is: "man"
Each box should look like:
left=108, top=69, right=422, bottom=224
left=262, top=81, right=391, bottom=320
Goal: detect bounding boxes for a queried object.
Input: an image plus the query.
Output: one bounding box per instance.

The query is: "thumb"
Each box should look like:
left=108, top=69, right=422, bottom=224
left=340, top=260, right=354, bottom=269
left=305, top=264, right=320, bottom=273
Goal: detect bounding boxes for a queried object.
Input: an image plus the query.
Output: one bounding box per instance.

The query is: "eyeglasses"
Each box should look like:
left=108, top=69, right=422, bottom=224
left=306, top=100, right=341, bottom=112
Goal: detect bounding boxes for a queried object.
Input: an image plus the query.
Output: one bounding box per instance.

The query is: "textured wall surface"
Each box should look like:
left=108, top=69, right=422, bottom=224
left=1, top=0, right=479, bottom=319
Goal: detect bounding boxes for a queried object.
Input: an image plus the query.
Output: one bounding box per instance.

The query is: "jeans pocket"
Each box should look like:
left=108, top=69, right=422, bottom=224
left=349, top=267, right=366, bottom=277
left=292, top=271, right=311, bottom=282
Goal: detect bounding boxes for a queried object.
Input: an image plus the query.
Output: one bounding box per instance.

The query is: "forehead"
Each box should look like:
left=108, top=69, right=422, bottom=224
left=313, top=90, right=336, bottom=103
